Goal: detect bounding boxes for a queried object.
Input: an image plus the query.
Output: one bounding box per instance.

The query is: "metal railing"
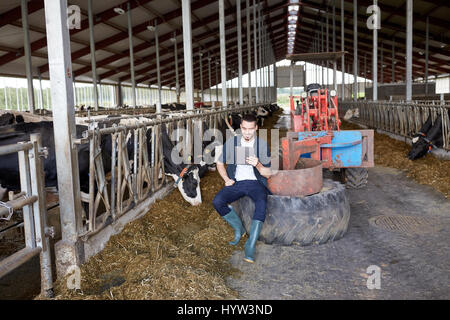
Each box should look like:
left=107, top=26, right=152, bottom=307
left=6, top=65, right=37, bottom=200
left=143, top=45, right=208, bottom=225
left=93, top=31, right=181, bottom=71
left=75, top=103, right=266, bottom=238
left=339, top=100, right=450, bottom=151
left=0, top=133, right=53, bottom=297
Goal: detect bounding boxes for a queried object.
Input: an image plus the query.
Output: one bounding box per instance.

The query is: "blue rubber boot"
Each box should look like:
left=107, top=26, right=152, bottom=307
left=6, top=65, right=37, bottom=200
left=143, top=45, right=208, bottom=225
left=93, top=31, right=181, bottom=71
left=244, top=220, right=263, bottom=263
left=222, top=208, right=246, bottom=245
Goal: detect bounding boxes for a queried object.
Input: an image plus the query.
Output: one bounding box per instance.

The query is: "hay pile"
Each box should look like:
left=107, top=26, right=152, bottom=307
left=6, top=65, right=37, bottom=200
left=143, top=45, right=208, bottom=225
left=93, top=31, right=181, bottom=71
left=341, top=120, right=450, bottom=198
left=49, top=173, right=244, bottom=300
left=46, top=109, right=285, bottom=300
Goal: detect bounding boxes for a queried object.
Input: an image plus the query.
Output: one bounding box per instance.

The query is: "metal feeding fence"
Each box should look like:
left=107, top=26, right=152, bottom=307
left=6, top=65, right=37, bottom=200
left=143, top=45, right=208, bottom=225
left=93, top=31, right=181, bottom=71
left=0, top=133, right=54, bottom=297
left=339, top=101, right=450, bottom=151
left=75, top=104, right=263, bottom=239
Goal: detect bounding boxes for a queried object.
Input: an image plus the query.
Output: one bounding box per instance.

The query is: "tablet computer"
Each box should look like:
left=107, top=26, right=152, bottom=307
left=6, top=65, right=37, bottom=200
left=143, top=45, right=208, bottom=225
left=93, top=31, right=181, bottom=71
left=235, top=146, right=255, bottom=165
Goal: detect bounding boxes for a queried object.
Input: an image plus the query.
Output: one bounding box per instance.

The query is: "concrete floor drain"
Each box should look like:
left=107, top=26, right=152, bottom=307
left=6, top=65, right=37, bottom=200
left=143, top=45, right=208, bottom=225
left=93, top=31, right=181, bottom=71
left=369, top=215, right=438, bottom=235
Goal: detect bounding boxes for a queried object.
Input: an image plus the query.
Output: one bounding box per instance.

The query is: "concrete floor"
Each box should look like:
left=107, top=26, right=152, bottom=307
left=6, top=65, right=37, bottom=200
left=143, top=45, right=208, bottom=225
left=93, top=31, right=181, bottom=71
left=227, top=166, right=450, bottom=299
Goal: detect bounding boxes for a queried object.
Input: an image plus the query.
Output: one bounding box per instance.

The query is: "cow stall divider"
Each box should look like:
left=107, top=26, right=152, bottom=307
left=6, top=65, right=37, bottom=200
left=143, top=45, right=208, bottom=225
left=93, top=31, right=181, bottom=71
left=0, top=133, right=54, bottom=298
left=72, top=104, right=265, bottom=262
left=75, top=107, right=157, bottom=118
left=339, top=101, right=450, bottom=151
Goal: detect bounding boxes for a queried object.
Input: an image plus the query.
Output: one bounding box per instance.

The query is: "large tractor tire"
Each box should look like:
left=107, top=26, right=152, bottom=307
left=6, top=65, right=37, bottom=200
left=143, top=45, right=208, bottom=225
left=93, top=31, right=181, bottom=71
left=231, top=179, right=350, bottom=246
left=343, top=168, right=368, bottom=189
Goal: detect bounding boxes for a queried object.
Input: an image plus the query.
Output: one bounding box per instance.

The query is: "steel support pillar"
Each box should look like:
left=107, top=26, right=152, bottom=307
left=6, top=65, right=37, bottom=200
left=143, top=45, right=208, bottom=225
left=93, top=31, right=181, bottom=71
left=290, top=60, right=294, bottom=99
left=21, top=0, right=35, bottom=114
left=380, top=42, right=383, bottom=84
left=173, top=32, right=180, bottom=103
left=246, top=0, right=252, bottom=104
left=237, top=0, right=243, bottom=105
left=332, top=0, right=337, bottom=90
left=154, top=22, right=162, bottom=113
left=182, top=0, right=194, bottom=110
left=326, top=8, right=329, bottom=88
left=253, top=0, right=259, bottom=104
left=44, top=0, right=84, bottom=277
left=215, top=60, right=219, bottom=102
left=373, top=0, right=378, bottom=101
left=88, top=0, right=99, bottom=110
left=353, top=0, right=357, bottom=101
left=219, top=0, right=227, bottom=107
left=127, top=3, right=136, bottom=108
left=258, top=4, right=263, bottom=103
left=341, top=0, right=345, bottom=99
left=406, top=0, right=412, bottom=101
left=392, top=40, right=395, bottom=83
left=208, top=52, right=212, bottom=103
left=38, top=69, right=45, bottom=109
left=425, top=16, right=429, bottom=96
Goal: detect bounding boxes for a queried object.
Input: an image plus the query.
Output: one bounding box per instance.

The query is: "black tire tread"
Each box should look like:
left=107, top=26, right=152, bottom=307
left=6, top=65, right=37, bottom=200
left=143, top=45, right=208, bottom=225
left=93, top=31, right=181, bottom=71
left=344, top=168, right=368, bottom=189
left=232, top=179, right=350, bottom=246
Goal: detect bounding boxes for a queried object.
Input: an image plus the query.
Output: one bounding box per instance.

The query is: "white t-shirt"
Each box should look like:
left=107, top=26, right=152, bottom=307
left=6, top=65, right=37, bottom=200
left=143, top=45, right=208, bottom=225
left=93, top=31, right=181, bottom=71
left=234, top=137, right=257, bottom=181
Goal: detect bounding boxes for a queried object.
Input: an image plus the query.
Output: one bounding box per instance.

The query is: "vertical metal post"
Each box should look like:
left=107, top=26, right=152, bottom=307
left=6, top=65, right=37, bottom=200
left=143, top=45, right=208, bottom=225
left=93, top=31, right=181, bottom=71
left=273, top=57, right=275, bottom=102
left=290, top=61, right=294, bottom=99
left=364, top=54, right=367, bottom=98
left=321, top=18, right=324, bottom=85
left=199, top=49, right=204, bottom=102
left=219, top=0, right=227, bottom=107
left=38, top=69, right=44, bottom=110
left=237, top=0, right=243, bottom=105
left=208, top=52, right=212, bottom=103
left=258, top=4, right=263, bottom=103
left=127, top=2, right=136, bottom=108
left=88, top=0, right=99, bottom=111
left=246, top=0, right=252, bottom=104
left=21, top=0, right=35, bottom=114
left=380, top=41, right=383, bottom=84
left=392, top=40, right=395, bottom=83
left=117, top=81, right=123, bottom=106
left=406, top=0, right=412, bottom=101
left=182, top=0, right=194, bottom=110
left=30, top=133, right=54, bottom=297
left=341, top=0, right=345, bottom=99
left=43, top=0, right=84, bottom=277
left=353, top=0, right=357, bottom=101
left=154, top=22, right=162, bottom=113
left=333, top=0, right=337, bottom=90
left=215, top=60, right=219, bottom=102
left=425, top=16, right=429, bottom=95
left=4, top=85, right=8, bottom=109
left=326, top=7, right=329, bottom=88
left=373, top=0, right=378, bottom=101
left=173, top=32, right=180, bottom=103
left=253, top=0, right=259, bottom=104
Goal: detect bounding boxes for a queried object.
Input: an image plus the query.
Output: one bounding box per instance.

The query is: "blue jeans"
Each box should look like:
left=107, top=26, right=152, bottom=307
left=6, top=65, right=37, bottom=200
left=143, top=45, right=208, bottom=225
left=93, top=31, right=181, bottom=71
left=212, top=180, right=268, bottom=222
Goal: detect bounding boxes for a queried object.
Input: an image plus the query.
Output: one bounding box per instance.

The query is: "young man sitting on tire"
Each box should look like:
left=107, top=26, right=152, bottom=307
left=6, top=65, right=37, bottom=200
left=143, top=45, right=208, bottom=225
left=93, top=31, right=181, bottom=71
left=212, top=113, right=272, bottom=263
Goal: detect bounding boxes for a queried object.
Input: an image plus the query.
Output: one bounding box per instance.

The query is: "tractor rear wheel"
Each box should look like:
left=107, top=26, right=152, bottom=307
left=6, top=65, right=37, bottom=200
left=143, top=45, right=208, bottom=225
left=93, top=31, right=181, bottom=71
left=343, top=168, right=368, bottom=189
left=231, top=179, right=350, bottom=246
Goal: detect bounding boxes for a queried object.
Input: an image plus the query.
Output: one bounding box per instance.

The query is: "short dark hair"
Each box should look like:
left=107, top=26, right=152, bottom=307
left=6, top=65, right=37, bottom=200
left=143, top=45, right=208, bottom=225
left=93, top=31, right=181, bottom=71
left=241, top=113, right=257, bottom=124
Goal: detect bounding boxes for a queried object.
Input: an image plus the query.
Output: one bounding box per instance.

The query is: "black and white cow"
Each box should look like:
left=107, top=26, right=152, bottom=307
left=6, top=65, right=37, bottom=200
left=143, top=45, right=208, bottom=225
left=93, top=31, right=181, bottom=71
left=410, top=114, right=433, bottom=147
left=0, top=113, right=24, bottom=126
left=0, top=122, right=113, bottom=204
left=160, top=124, right=205, bottom=206
left=407, top=115, right=444, bottom=160
left=161, top=103, right=187, bottom=111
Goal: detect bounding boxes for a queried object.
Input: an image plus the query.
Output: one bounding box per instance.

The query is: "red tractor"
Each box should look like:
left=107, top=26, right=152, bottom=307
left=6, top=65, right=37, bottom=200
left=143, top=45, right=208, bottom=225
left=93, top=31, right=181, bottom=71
left=291, top=83, right=340, bottom=132
left=281, top=83, right=374, bottom=188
